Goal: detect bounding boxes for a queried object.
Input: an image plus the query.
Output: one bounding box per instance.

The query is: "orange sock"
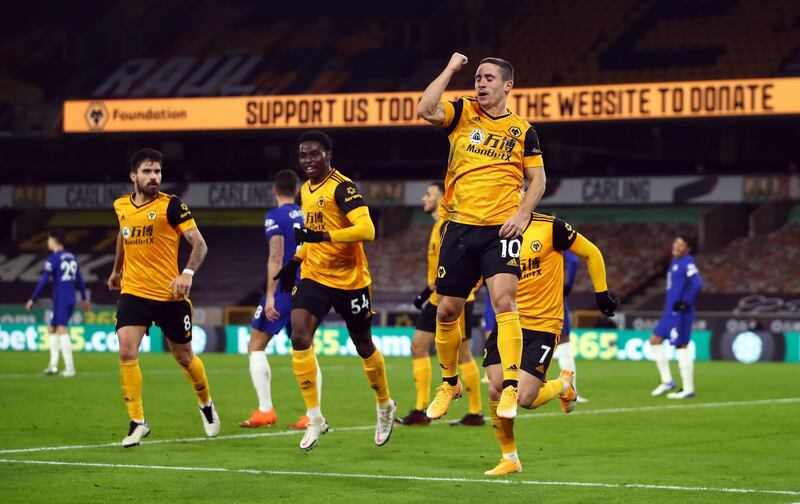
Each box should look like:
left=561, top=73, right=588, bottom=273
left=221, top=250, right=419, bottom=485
left=459, top=359, right=482, bottom=414
left=412, top=356, right=431, bottom=410
left=489, top=399, right=516, bottom=455
left=120, top=359, right=144, bottom=421
left=435, top=319, right=461, bottom=381
left=292, top=347, right=319, bottom=410
left=496, top=311, right=522, bottom=385
left=362, top=349, right=391, bottom=405
left=181, top=355, right=211, bottom=404
left=532, top=379, right=563, bottom=409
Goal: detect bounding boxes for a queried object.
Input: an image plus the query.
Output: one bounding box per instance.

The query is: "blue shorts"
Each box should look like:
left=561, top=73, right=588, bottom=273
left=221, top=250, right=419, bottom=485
left=251, top=293, right=292, bottom=336
left=51, top=302, right=75, bottom=327
left=561, top=299, right=572, bottom=337
left=653, top=310, right=694, bottom=346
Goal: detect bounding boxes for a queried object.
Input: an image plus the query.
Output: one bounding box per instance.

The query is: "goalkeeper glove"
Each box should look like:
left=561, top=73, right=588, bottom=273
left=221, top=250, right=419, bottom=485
left=413, top=286, right=433, bottom=310
left=273, top=258, right=301, bottom=293
left=595, top=290, right=619, bottom=317
left=295, top=227, right=325, bottom=244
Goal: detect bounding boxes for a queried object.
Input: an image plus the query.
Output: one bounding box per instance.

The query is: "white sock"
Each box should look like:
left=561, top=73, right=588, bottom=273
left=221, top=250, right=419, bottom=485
left=59, top=335, right=75, bottom=372
left=315, top=356, right=323, bottom=402
left=651, top=343, right=673, bottom=384
left=48, top=334, right=60, bottom=368
left=675, top=347, right=694, bottom=393
left=556, top=341, right=577, bottom=391
left=307, top=406, right=323, bottom=420
left=248, top=351, right=273, bottom=412
left=502, top=451, right=519, bottom=462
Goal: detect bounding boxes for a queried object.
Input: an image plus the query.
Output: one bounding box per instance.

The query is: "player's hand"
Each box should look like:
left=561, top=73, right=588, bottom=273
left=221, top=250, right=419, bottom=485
left=168, top=272, right=193, bottom=299
left=264, top=294, right=280, bottom=321
left=81, top=300, right=90, bottom=313
left=563, top=284, right=573, bottom=297
left=25, top=299, right=33, bottom=311
left=413, top=286, right=433, bottom=310
left=595, top=290, right=619, bottom=317
left=295, top=227, right=325, bottom=244
left=498, top=211, right=529, bottom=238
left=672, top=301, right=690, bottom=312
left=446, top=52, right=468, bottom=73
left=273, top=258, right=301, bottom=293
left=107, top=271, right=122, bottom=291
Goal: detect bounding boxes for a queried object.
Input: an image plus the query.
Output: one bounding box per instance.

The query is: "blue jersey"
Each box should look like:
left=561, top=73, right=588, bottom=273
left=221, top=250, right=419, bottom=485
left=664, top=254, right=703, bottom=313
left=265, top=203, right=304, bottom=289
left=564, top=250, right=578, bottom=291
left=30, top=250, right=87, bottom=307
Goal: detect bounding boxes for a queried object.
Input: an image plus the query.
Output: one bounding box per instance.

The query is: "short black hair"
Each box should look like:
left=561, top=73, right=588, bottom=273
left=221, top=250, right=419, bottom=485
left=430, top=181, right=445, bottom=194
left=479, top=57, right=514, bottom=82
left=130, top=148, right=163, bottom=173
left=275, top=169, right=301, bottom=196
left=676, top=233, right=697, bottom=251
left=47, top=229, right=66, bottom=246
left=298, top=130, right=333, bottom=151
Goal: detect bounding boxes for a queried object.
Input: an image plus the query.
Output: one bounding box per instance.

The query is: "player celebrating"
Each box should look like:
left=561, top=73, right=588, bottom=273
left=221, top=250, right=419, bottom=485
left=25, top=229, right=89, bottom=377
left=274, top=130, right=395, bottom=450
left=398, top=181, right=484, bottom=426
left=483, top=213, right=618, bottom=475
left=418, top=53, right=547, bottom=420
left=649, top=235, right=703, bottom=399
left=108, top=148, right=219, bottom=448
left=240, top=169, right=320, bottom=430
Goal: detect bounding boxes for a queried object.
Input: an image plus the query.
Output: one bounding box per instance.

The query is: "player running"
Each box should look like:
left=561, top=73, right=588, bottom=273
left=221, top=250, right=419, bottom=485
left=553, top=250, right=589, bottom=403
left=483, top=213, right=618, bottom=475
left=108, top=148, right=219, bottom=447
left=274, top=130, right=395, bottom=450
left=398, top=181, right=484, bottom=426
left=649, top=235, right=703, bottom=399
left=240, top=169, right=321, bottom=430
left=418, top=53, right=547, bottom=421
left=26, top=229, right=90, bottom=377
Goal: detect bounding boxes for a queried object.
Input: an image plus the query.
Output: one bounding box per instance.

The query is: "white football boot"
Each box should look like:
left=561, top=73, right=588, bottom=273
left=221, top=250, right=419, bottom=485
left=122, top=421, right=150, bottom=448
left=199, top=401, right=221, bottom=437
left=299, top=417, right=329, bottom=451
left=375, top=399, right=397, bottom=446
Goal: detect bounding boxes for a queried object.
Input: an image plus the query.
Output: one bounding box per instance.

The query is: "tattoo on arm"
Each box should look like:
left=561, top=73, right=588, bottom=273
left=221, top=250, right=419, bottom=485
left=113, top=230, right=125, bottom=272
left=182, top=228, right=208, bottom=273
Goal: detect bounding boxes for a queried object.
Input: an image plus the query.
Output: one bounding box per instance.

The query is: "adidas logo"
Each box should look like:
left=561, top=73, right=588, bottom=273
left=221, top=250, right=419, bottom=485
left=505, top=364, right=519, bottom=371
left=301, top=380, right=313, bottom=387
left=536, top=365, right=545, bottom=374
left=471, top=116, right=482, bottom=122
left=507, top=258, right=519, bottom=267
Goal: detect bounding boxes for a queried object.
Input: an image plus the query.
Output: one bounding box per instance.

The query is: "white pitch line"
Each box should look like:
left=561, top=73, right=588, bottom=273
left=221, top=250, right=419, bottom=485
left=1, top=396, right=798, bottom=455
left=0, top=458, right=798, bottom=497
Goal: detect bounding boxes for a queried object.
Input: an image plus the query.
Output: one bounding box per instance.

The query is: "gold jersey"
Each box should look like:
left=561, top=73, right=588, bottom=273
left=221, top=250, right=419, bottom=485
left=439, top=96, right=544, bottom=226
left=113, top=192, right=197, bottom=302
left=300, top=169, right=371, bottom=290
left=426, top=218, right=478, bottom=304
left=517, top=213, right=578, bottom=334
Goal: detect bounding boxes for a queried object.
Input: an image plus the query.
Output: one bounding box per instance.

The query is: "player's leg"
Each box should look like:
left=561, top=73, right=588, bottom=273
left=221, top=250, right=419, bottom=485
left=289, top=279, right=332, bottom=450
left=453, top=302, right=484, bottom=426
left=240, top=327, right=276, bottom=427
left=115, top=294, right=151, bottom=447
left=517, top=330, right=575, bottom=413
left=556, top=303, right=586, bottom=402
left=650, top=316, right=677, bottom=396
left=485, top=272, right=522, bottom=419
left=336, top=286, right=395, bottom=446
left=480, top=226, right=523, bottom=420
left=56, top=325, right=75, bottom=377
left=397, top=315, right=434, bottom=425
left=429, top=222, right=480, bottom=418
left=482, top=329, right=521, bottom=476
left=667, top=312, right=695, bottom=399
left=159, top=298, right=219, bottom=437
left=44, top=324, right=60, bottom=375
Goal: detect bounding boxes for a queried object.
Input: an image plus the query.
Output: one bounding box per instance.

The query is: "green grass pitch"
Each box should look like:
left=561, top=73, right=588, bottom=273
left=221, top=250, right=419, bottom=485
left=0, top=351, right=798, bottom=503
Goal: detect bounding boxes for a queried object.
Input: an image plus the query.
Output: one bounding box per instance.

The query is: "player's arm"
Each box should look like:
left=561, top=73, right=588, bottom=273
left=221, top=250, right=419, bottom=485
left=75, top=263, right=90, bottom=312
left=26, top=258, right=53, bottom=309
left=553, top=218, right=619, bottom=316
left=417, top=52, right=468, bottom=125
left=108, top=227, right=125, bottom=291
left=563, top=251, right=579, bottom=296
left=166, top=197, right=207, bottom=298
left=674, top=263, right=703, bottom=311
left=296, top=181, right=375, bottom=243
left=499, top=126, right=547, bottom=238
left=264, top=235, right=284, bottom=321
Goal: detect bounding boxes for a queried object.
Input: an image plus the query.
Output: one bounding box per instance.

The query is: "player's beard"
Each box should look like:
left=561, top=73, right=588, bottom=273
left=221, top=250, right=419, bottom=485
left=137, top=179, right=159, bottom=197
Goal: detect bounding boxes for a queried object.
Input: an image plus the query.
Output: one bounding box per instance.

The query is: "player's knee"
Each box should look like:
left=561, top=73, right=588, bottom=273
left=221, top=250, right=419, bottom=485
left=492, top=294, right=516, bottom=314
left=290, top=332, right=313, bottom=351
left=436, top=304, right=461, bottom=323
left=518, top=389, right=538, bottom=409
left=410, top=339, right=428, bottom=358
left=351, top=336, right=376, bottom=358
left=649, top=335, right=663, bottom=345
left=175, top=353, right=193, bottom=367
left=118, top=347, right=138, bottom=361
left=488, top=384, right=501, bottom=401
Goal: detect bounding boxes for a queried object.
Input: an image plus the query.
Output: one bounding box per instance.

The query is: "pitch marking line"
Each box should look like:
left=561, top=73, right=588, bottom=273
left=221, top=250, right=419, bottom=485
left=1, top=397, right=798, bottom=455
left=0, top=458, right=798, bottom=497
